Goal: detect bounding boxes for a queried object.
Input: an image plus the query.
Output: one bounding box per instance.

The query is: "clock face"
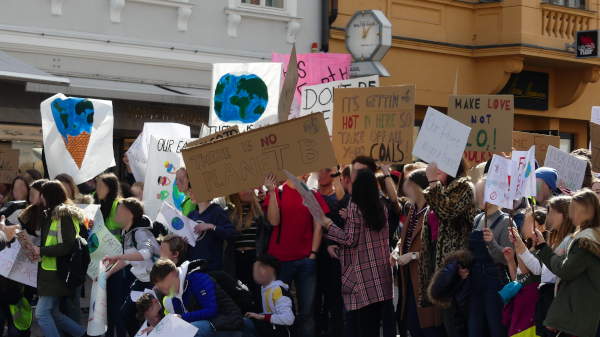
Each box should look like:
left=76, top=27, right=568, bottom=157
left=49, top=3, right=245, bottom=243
left=346, top=12, right=381, bottom=61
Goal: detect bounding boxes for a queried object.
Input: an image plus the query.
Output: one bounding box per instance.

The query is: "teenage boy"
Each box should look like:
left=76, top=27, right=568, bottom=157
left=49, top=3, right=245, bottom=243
left=150, top=259, right=244, bottom=337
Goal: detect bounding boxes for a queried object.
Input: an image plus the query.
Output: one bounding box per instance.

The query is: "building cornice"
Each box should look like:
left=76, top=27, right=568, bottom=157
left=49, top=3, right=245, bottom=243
left=331, top=27, right=600, bottom=66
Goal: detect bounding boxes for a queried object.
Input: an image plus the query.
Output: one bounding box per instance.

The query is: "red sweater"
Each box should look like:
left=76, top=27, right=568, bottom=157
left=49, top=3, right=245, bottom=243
left=263, top=184, right=330, bottom=262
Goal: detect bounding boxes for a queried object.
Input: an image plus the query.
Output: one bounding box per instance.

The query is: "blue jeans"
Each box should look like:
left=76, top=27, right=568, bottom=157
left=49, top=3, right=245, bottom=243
left=60, top=285, right=81, bottom=324
left=35, top=296, right=85, bottom=337
left=468, top=264, right=506, bottom=337
left=190, top=320, right=243, bottom=337
left=278, top=258, right=317, bottom=337
left=107, top=268, right=132, bottom=337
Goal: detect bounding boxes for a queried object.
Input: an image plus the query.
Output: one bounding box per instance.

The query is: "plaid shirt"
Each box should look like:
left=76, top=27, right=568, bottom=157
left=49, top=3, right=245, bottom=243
left=326, top=200, right=393, bottom=311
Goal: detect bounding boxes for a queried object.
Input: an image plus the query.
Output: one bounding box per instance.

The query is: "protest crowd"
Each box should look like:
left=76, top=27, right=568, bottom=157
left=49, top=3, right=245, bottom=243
left=0, top=53, right=599, bottom=337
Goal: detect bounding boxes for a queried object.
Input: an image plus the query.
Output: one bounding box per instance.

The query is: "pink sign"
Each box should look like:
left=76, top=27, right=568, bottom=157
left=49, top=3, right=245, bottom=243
left=272, top=53, right=352, bottom=116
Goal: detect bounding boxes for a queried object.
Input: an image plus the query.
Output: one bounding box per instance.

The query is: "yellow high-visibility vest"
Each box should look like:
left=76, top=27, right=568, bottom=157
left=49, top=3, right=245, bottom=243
left=105, top=199, right=122, bottom=241
left=41, top=217, right=81, bottom=271
left=9, top=297, right=32, bottom=331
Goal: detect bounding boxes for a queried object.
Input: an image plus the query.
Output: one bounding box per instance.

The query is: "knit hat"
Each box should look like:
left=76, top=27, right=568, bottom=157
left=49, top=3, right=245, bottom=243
left=535, top=167, right=558, bottom=192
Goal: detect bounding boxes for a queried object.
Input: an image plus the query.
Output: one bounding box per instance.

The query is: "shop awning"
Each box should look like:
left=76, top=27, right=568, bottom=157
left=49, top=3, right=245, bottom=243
left=25, top=77, right=210, bottom=106
left=0, top=50, right=69, bottom=85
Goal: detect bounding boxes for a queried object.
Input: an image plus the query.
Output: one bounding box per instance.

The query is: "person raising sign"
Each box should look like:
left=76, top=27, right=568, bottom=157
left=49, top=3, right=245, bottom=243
left=185, top=186, right=237, bottom=272
left=263, top=172, right=330, bottom=337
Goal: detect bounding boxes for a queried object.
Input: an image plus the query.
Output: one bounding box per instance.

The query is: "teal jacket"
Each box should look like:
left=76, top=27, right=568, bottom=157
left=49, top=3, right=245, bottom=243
left=537, top=228, right=600, bottom=337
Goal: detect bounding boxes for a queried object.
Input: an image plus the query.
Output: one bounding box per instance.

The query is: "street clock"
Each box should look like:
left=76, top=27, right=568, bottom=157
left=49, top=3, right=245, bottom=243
left=345, top=10, right=392, bottom=77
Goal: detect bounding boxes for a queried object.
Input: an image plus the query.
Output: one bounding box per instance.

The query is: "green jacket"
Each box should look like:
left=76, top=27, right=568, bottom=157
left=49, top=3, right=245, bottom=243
left=38, top=204, right=84, bottom=297
left=537, top=228, right=600, bottom=337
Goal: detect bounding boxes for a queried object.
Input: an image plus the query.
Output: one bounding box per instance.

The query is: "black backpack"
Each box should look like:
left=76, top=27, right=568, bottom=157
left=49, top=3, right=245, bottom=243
left=207, top=270, right=258, bottom=314
left=57, top=236, right=90, bottom=289
left=187, top=259, right=258, bottom=313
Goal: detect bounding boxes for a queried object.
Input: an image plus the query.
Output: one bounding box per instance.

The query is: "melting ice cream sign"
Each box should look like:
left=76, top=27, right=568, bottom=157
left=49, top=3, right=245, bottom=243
left=41, top=93, right=116, bottom=185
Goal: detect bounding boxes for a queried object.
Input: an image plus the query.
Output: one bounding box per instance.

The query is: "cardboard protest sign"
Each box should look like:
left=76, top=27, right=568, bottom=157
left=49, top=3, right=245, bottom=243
left=272, top=52, right=352, bottom=118
left=448, top=95, right=514, bottom=152
left=512, top=131, right=560, bottom=164
left=463, top=151, right=495, bottom=170
left=510, top=146, right=536, bottom=201
left=413, top=107, right=471, bottom=177
left=208, top=63, right=282, bottom=133
left=591, top=122, right=600, bottom=171
left=0, top=239, right=37, bottom=287
left=301, top=75, right=379, bottom=135
left=0, top=148, right=19, bottom=184
left=155, top=202, right=199, bottom=247
left=544, top=145, right=587, bottom=191
left=278, top=45, right=299, bottom=122
left=83, top=204, right=122, bottom=279
left=332, top=85, right=415, bottom=165
left=41, top=93, right=115, bottom=185
left=485, top=155, right=513, bottom=209
left=192, top=126, right=239, bottom=147
left=182, top=113, right=336, bottom=202
left=143, top=136, right=190, bottom=220
left=136, top=315, right=198, bottom=337
left=88, top=261, right=108, bottom=336
left=283, top=170, right=325, bottom=221
left=126, top=123, right=191, bottom=182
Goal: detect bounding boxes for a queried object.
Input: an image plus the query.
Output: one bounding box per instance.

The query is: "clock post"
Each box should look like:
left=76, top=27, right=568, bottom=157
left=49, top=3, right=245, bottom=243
left=345, top=9, right=392, bottom=78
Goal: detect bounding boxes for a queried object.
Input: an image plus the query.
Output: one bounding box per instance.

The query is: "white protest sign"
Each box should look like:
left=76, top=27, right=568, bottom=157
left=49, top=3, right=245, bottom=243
left=126, top=123, right=191, bottom=182
left=544, top=145, right=587, bottom=191
left=510, top=147, right=537, bottom=201
left=283, top=170, right=325, bottom=221
left=208, top=63, right=282, bottom=133
left=155, top=202, right=198, bottom=247
left=143, top=136, right=190, bottom=220
left=484, top=155, right=513, bottom=209
left=0, top=239, right=37, bottom=287
left=136, top=314, right=198, bottom=337
left=300, top=75, right=379, bottom=134
left=412, top=107, right=471, bottom=177
left=82, top=204, right=122, bottom=279
left=88, top=261, right=108, bottom=336
left=592, top=106, right=600, bottom=125
left=41, top=94, right=116, bottom=185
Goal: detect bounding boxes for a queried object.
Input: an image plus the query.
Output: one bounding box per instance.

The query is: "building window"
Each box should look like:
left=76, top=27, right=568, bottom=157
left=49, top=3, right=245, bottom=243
left=226, top=0, right=300, bottom=42
left=545, top=0, right=586, bottom=9
left=560, top=132, right=574, bottom=153
left=500, top=71, right=549, bottom=111
left=241, top=0, right=284, bottom=8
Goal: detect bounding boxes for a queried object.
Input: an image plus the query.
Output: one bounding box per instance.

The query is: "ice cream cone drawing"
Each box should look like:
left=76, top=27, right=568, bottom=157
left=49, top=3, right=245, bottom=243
left=50, top=97, right=94, bottom=168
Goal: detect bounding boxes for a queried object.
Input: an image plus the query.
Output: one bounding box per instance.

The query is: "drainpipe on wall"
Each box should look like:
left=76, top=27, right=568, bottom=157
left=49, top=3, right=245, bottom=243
left=321, top=0, right=338, bottom=52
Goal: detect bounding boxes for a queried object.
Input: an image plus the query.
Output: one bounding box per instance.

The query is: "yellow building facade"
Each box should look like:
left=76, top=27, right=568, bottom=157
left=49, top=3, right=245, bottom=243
left=329, top=0, right=600, bottom=149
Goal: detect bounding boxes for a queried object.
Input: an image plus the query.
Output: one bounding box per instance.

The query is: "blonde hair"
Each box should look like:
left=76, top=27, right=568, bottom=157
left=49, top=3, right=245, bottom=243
left=228, top=192, right=263, bottom=231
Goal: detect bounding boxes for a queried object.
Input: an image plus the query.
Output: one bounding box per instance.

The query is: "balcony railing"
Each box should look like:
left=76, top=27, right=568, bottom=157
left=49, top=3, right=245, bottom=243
left=541, top=3, right=593, bottom=40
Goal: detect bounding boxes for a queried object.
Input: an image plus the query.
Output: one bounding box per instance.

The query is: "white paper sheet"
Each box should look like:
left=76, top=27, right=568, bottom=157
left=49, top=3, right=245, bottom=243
left=412, top=107, right=471, bottom=177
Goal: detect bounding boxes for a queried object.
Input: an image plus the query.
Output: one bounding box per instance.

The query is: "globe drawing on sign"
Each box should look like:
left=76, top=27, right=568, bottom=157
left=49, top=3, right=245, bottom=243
left=50, top=97, right=94, bottom=168
left=171, top=217, right=184, bottom=231
left=214, top=73, right=268, bottom=123
left=88, top=233, right=99, bottom=253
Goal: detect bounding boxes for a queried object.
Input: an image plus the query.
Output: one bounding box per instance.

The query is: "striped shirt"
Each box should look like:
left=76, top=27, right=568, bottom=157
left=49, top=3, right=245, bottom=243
left=235, top=205, right=257, bottom=250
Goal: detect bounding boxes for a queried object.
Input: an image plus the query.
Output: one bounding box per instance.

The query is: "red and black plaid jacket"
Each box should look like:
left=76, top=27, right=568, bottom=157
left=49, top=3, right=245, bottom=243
left=326, top=200, right=393, bottom=311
